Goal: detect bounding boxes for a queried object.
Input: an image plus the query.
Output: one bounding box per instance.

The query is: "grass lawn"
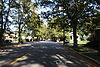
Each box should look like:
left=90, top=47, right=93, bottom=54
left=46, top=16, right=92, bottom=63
left=78, top=41, right=90, bottom=44
left=69, top=41, right=89, bottom=44
left=69, top=41, right=90, bottom=47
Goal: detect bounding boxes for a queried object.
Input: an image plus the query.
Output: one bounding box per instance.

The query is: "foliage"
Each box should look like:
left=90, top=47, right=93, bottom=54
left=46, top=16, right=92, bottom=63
left=40, top=0, right=98, bottom=47
left=48, top=17, right=69, bottom=30
left=10, top=0, right=42, bottom=42
left=37, top=25, right=49, bottom=39
left=0, top=0, right=14, bottom=42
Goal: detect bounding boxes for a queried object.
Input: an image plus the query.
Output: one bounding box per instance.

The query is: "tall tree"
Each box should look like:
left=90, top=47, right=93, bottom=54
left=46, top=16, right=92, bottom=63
left=40, top=0, right=96, bottom=47
left=21, top=0, right=41, bottom=41
left=0, top=0, right=14, bottom=43
left=10, top=0, right=40, bottom=43
left=48, top=17, right=70, bottom=43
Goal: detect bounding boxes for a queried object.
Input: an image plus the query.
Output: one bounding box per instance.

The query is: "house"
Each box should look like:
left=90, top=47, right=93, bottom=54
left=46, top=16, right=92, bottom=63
left=69, top=32, right=81, bottom=42
left=3, top=30, right=15, bottom=42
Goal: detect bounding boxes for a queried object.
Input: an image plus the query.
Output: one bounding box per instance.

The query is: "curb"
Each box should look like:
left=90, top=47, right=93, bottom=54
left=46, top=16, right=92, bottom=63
left=64, top=47, right=100, bottom=67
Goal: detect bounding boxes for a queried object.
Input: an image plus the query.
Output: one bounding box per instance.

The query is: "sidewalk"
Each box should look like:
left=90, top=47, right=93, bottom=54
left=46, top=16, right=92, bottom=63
left=64, top=47, right=100, bottom=67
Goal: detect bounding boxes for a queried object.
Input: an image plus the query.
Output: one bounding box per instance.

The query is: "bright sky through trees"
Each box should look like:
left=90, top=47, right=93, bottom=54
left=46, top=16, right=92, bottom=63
left=31, top=0, right=53, bottom=26
left=9, top=0, right=100, bottom=31
left=9, top=0, right=50, bottom=31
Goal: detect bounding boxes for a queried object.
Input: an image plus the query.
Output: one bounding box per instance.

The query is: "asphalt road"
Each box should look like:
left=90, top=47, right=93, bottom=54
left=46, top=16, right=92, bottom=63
left=0, top=41, right=90, bottom=67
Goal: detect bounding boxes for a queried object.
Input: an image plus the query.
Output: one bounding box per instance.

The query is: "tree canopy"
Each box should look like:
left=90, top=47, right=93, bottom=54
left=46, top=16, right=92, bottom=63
left=39, top=0, right=100, bottom=47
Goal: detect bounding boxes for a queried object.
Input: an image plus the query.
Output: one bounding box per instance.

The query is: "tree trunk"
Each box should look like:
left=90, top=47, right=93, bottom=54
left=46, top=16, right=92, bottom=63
left=4, top=0, right=11, bottom=31
left=63, top=29, right=65, bottom=45
left=0, top=0, right=4, bottom=43
left=72, top=20, right=78, bottom=47
left=18, top=0, right=21, bottom=43
left=18, top=23, right=21, bottom=43
left=0, top=14, right=4, bottom=43
left=0, top=30, right=4, bottom=43
left=18, top=0, right=22, bottom=43
left=95, top=29, right=100, bottom=56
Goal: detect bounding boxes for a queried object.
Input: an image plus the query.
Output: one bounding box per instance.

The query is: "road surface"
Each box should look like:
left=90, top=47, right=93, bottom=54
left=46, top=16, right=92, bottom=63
left=0, top=41, right=90, bottom=67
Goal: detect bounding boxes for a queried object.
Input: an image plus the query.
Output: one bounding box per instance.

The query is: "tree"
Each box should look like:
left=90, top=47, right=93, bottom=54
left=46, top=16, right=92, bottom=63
left=48, top=17, right=70, bottom=43
left=9, top=0, right=25, bottom=43
left=26, top=11, right=42, bottom=38
left=0, top=0, right=14, bottom=43
left=18, top=0, right=32, bottom=43
left=10, top=0, right=41, bottom=43
left=37, top=23, right=49, bottom=40
left=39, top=0, right=96, bottom=47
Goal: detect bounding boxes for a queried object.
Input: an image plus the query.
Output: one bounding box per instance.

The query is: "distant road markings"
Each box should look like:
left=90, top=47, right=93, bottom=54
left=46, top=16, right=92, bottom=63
left=10, top=53, right=31, bottom=64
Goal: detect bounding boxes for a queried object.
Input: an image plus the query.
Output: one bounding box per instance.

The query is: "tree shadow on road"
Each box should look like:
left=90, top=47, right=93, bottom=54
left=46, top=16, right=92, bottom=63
left=0, top=43, right=89, bottom=67
left=1, top=64, right=13, bottom=67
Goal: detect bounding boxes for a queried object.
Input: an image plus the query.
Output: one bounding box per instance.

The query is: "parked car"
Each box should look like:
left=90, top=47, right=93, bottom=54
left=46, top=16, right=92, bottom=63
left=4, top=40, right=12, bottom=43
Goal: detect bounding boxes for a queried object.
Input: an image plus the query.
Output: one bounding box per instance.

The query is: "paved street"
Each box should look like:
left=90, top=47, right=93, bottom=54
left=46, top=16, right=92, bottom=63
left=0, top=41, right=90, bottom=67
